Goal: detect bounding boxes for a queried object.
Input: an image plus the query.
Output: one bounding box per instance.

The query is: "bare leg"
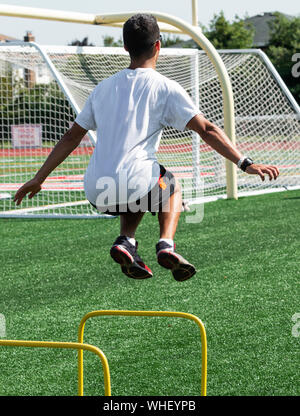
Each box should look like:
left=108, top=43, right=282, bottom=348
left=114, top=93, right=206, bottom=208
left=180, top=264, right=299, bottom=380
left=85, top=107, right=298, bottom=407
left=120, top=211, right=145, bottom=238
left=156, top=179, right=196, bottom=281
left=110, top=210, right=152, bottom=279
left=158, top=178, right=182, bottom=239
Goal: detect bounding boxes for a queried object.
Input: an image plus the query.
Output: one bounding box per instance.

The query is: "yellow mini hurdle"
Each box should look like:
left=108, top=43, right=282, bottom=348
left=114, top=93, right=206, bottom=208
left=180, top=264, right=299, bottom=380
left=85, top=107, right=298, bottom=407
left=0, top=310, right=207, bottom=396
left=0, top=339, right=111, bottom=396
left=77, top=310, right=207, bottom=396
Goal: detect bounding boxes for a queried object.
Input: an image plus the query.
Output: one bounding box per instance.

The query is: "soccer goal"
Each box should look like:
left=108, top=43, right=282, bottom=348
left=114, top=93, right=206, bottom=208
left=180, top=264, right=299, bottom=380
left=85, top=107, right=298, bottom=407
left=0, top=42, right=299, bottom=218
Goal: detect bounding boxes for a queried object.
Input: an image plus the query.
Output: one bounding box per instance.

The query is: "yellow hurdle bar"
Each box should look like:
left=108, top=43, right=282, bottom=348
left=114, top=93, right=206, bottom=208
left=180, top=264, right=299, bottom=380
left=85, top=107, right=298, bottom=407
left=0, top=339, right=111, bottom=396
left=78, top=310, right=207, bottom=396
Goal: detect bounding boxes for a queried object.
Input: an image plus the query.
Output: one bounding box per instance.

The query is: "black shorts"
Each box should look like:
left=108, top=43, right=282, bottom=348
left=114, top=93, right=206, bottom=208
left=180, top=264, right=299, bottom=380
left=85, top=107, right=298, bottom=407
left=89, top=165, right=176, bottom=216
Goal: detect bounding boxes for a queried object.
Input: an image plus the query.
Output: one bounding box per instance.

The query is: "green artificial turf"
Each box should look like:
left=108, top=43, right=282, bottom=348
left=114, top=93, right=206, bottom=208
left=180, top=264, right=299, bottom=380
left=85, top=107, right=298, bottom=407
left=0, top=190, right=299, bottom=396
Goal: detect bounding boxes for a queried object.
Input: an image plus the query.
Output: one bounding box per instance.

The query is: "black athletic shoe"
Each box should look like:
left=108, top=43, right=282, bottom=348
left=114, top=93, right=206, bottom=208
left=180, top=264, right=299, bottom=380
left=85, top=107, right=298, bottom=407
left=156, top=241, right=196, bottom=282
left=110, top=236, right=153, bottom=279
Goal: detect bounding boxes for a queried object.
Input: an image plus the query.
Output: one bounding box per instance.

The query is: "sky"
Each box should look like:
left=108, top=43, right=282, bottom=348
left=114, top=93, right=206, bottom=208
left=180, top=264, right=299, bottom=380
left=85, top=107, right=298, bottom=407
left=0, top=0, right=299, bottom=45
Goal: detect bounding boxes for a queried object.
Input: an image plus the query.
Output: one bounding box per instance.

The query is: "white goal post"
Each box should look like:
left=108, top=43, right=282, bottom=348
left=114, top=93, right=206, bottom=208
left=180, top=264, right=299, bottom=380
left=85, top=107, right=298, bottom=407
left=0, top=5, right=299, bottom=219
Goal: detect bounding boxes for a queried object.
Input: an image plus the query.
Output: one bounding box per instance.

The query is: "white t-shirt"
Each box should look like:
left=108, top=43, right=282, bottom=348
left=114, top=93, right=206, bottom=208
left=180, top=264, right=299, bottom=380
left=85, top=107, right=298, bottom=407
left=75, top=67, right=201, bottom=210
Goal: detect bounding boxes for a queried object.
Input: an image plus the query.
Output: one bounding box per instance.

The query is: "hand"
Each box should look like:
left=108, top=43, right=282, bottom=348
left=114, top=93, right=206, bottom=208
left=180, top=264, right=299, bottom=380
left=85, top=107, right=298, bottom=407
left=245, top=164, right=279, bottom=181
left=13, top=178, right=42, bottom=205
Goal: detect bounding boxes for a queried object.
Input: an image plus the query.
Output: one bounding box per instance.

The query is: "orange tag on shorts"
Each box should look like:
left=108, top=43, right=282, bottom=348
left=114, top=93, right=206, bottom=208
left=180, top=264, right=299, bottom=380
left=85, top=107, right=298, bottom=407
left=159, top=177, right=167, bottom=190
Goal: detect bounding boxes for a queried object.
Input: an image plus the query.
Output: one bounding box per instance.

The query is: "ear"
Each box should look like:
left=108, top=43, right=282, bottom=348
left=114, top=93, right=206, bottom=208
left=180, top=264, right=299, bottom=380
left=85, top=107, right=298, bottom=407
left=124, top=44, right=128, bottom=52
left=155, top=40, right=161, bottom=53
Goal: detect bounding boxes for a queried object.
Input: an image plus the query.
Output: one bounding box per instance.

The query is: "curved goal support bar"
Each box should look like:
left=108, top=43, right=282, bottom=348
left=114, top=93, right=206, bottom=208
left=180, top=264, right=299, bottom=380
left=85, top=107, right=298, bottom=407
left=0, top=339, right=111, bottom=396
left=78, top=310, right=207, bottom=396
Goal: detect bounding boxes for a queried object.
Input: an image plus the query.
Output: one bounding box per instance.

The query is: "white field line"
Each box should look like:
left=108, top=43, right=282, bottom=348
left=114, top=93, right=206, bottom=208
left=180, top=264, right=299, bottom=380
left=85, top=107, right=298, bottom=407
left=1, top=199, right=90, bottom=214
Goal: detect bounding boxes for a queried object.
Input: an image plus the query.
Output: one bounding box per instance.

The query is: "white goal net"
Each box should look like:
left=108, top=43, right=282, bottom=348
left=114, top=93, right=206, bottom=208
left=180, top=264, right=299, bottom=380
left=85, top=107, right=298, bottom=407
left=0, top=43, right=299, bottom=218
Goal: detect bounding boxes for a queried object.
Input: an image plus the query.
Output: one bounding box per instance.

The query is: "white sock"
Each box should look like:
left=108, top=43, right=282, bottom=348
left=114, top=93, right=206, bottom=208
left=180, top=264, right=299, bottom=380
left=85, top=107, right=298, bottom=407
left=159, top=238, right=174, bottom=250
left=125, top=236, right=136, bottom=246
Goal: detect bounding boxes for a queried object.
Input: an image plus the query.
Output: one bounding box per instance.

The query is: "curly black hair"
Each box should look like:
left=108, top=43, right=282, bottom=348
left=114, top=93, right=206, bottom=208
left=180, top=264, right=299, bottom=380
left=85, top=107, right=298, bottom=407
left=123, top=14, right=160, bottom=59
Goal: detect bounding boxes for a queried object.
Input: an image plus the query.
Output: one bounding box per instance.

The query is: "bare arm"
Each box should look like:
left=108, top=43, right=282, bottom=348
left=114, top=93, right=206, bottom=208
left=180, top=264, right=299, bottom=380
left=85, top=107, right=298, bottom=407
left=187, top=114, right=279, bottom=181
left=14, top=122, right=88, bottom=205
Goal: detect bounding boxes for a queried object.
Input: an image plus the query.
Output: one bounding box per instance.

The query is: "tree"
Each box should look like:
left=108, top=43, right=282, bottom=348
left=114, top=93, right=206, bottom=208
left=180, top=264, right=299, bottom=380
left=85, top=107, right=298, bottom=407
left=0, top=71, right=26, bottom=141
left=160, top=34, right=185, bottom=48
left=265, top=13, right=300, bottom=105
left=102, top=35, right=123, bottom=47
left=102, top=34, right=185, bottom=48
left=68, top=37, right=95, bottom=46
left=202, top=11, right=254, bottom=49
left=0, top=79, right=73, bottom=142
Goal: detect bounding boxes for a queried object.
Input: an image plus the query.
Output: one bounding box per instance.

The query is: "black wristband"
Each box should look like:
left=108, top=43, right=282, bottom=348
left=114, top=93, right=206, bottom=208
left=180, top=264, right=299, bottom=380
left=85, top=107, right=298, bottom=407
left=240, top=157, right=254, bottom=172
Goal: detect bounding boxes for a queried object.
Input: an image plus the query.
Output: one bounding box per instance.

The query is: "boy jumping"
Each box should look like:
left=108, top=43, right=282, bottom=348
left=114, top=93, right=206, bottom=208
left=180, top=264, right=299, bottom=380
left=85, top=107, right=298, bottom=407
left=14, top=14, right=279, bottom=282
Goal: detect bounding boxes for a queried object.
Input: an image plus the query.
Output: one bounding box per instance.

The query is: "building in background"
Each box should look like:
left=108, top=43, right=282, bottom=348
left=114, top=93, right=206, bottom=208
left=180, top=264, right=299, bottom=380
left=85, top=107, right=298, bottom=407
left=0, top=31, right=51, bottom=86
left=23, top=31, right=36, bottom=88
left=168, top=11, right=295, bottom=49
left=0, top=33, right=18, bottom=42
left=244, top=12, right=293, bottom=48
